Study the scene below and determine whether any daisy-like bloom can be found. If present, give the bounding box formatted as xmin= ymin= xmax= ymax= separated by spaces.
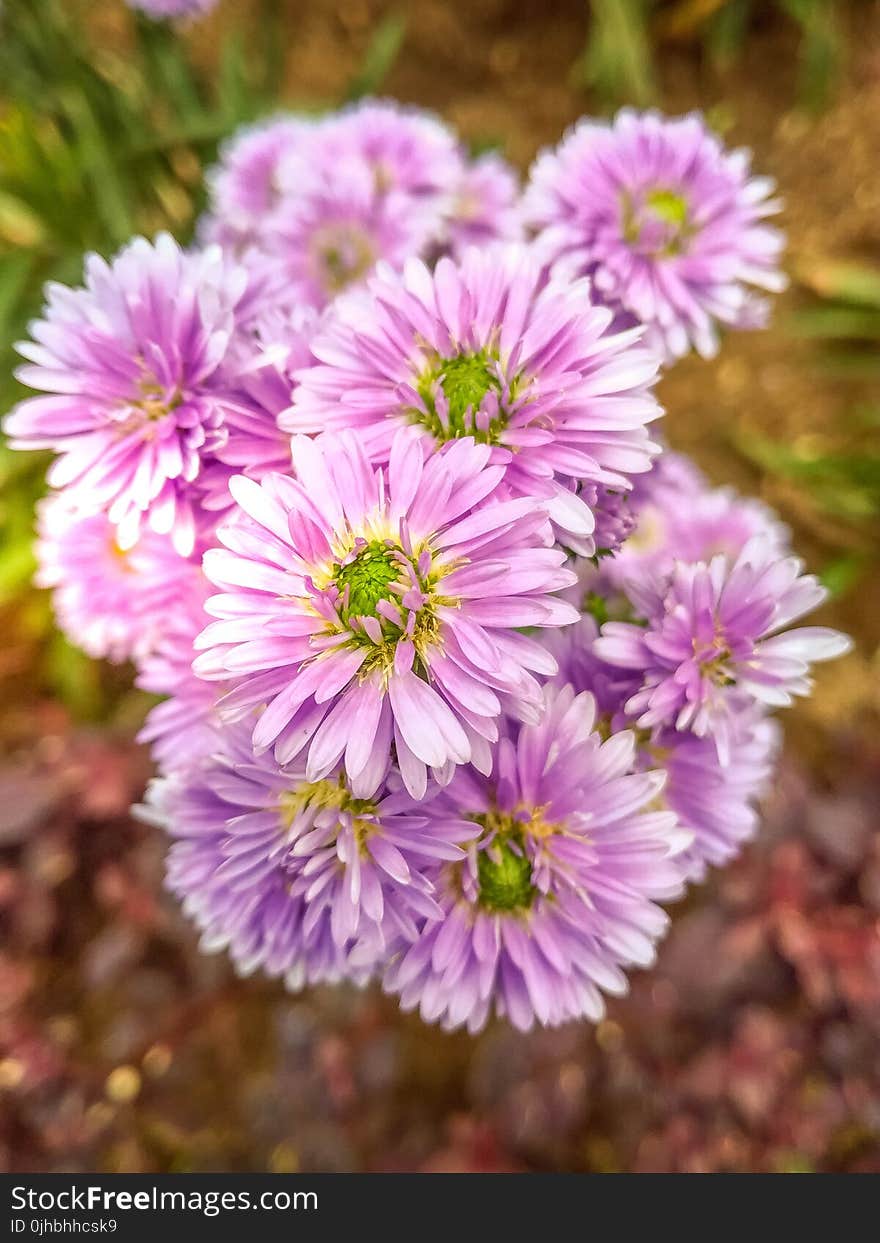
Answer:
xmin=127 ymin=0 xmax=216 ymax=19
xmin=211 ymin=305 xmax=318 ymax=488
xmin=384 ymin=685 xmax=687 ymax=1033
xmin=524 ymin=110 xmax=786 ymax=361
xmin=606 ymin=451 xmax=789 ymax=587
xmin=135 ymin=572 xmax=220 ymax=774
xmin=287 ymin=246 xmax=663 ymax=554
xmin=648 ymin=708 xmax=780 ymax=883
xmin=319 ymin=99 xmax=465 ymax=200
xmin=193 ymin=429 xmax=578 ymax=798
xmin=4 ymin=234 xmax=250 ymax=556
xmin=265 ymin=159 xmax=441 ymax=311
xmin=35 ymin=490 xmax=198 ymax=664
xmin=441 ymin=153 xmax=523 ymax=258
xmin=595 ymin=537 xmax=852 ymax=762
xmin=144 ymin=723 xmax=478 ymax=984
xmin=201 ymin=115 xmax=316 ymax=252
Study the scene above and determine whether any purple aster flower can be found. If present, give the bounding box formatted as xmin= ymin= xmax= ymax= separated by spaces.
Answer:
xmin=35 ymin=489 xmax=199 ymax=664
xmin=595 ymin=537 xmax=851 ymax=762
xmin=263 ymin=158 xmax=441 ymax=311
xmin=581 ymin=484 xmax=638 ymax=556
xmin=524 ymin=110 xmax=786 ymax=361
xmin=286 ymin=245 xmax=663 ymax=554
xmin=544 ymin=614 xmax=641 ymax=724
xmin=4 ymin=234 xmax=251 ymax=557
xmin=441 ymin=153 xmax=523 ymax=258
xmin=647 ymin=708 xmax=780 ymax=883
xmin=384 ymin=684 xmax=687 ymax=1033
xmin=606 ymin=451 xmax=790 ymax=586
xmin=201 ymin=115 xmax=317 ymax=251
xmin=318 ymin=99 xmax=465 ymax=200
xmin=193 ymin=429 xmax=578 ymax=798
xmin=144 ymin=722 xmax=478 ymax=984
xmin=127 ymin=0 xmax=216 ymax=19
xmin=200 ymin=305 xmax=318 ymax=501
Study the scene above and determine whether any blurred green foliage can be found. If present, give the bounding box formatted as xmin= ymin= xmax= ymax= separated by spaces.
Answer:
xmin=575 ymin=0 xmax=845 ymax=113
xmin=734 ymin=256 xmax=880 ymax=596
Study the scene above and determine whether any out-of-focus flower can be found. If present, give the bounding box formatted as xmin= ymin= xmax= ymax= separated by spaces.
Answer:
xmin=135 ymin=572 xmax=219 ymax=773
xmin=202 ymin=116 xmax=317 ymax=251
xmin=287 ymin=246 xmax=662 ymax=554
xmin=144 ymin=723 xmax=479 ymax=983
xmin=606 ymin=451 xmax=790 ymax=586
xmin=35 ymin=490 xmax=198 ymax=664
xmin=384 ymin=685 xmax=686 ymax=1032
xmin=524 ymin=110 xmax=786 ymax=361
xmin=193 ymin=429 xmax=578 ymax=797
xmin=649 ymin=709 xmax=780 ymax=882
xmin=127 ymin=0 xmax=217 ymax=20
xmin=596 ymin=539 xmax=851 ymax=761
xmin=5 ymin=234 xmax=251 ymax=556
xmin=442 ymin=153 xmax=523 ymax=257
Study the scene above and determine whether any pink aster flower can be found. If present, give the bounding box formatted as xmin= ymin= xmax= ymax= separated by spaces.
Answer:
xmin=524 ymin=109 xmax=787 ymax=361
xmin=201 ymin=115 xmax=317 ymax=251
xmin=318 ymin=99 xmax=465 ymax=200
xmin=144 ymin=722 xmax=479 ymax=984
xmin=204 ymin=304 xmax=318 ymax=496
xmin=264 ymin=158 xmax=441 ymax=311
xmin=4 ymin=234 xmax=252 ymax=556
xmin=193 ymin=429 xmax=578 ymax=798
xmin=384 ymin=684 xmax=687 ymax=1033
xmin=286 ymin=245 xmax=663 ymax=554
xmin=35 ymin=490 xmax=199 ymax=664
xmin=441 ymin=153 xmax=523 ymax=258
xmin=135 ymin=571 xmax=220 ymax=774
xmin=595 ymin=538 xmax=851 ymax=762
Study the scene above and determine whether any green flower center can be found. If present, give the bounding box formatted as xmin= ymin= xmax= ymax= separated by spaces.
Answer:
xmin=413 ymin=348 xmax=513 ymax=445
xmin=313 ymin=224 xmax=375 ymax=294
xmin=622 ymin=187 xmax=691 ymax=256
xmin=333 ymin=541 xmax=401 ymax=622
xmin=476 ymin=830 xmax=536 ymax=913
xmin=136 ymin=374 xmax=179 ymax=422
xmin=645 ymin=188 xmax=689 ymax=229
xmin=279 ymin=775 xmax=376 ymax=831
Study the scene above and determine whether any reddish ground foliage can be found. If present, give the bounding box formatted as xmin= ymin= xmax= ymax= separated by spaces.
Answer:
xmin=0 ymin=706 xmax=877 ymax=1173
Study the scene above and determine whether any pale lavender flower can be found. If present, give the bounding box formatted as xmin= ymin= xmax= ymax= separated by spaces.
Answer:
xmin=265 ymin=159 xmax=441 ymax=310
xmin=193 ymin=429 xmax=578 ymax=798
xmin=524 ymin=110 xmax=786 ymax=361
xmin=287 ymin=245 xmax=663 ymax=554
xmin=202 ymin=116 xmax=317 ymax=251
xmin=35 ymin=490 xmax=199 ymax=664
xmin=384 ymin=684 xmax=686 ymax=1033
xmin=648 ymin=709 xmax=780 ymax=882
xmin=606 ymin=451 xmax=790 ymax=587
xmin=442 ymin=153 xmax=523 ymax=258
xmin=144 ymin=722 xmax=478 ymax=984
xmin=318 ymin=99 xmax=464 ymax=200
xmin=5 ymin=234 xmax=251 ymax=556
xmin=595 ymin=538 xmax=851 ymax=762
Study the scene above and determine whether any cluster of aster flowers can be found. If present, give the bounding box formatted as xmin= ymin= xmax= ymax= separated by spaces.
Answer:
xmin=4 ymin=101 xmax=851 ymax=1033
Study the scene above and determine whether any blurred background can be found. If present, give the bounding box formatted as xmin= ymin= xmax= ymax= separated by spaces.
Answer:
xmin=0 ymin=0 xmax=878 ymax=1173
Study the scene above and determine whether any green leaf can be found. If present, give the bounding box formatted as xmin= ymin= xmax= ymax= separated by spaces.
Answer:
xmin=344 ymin=14 xmax=407 ymax=102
